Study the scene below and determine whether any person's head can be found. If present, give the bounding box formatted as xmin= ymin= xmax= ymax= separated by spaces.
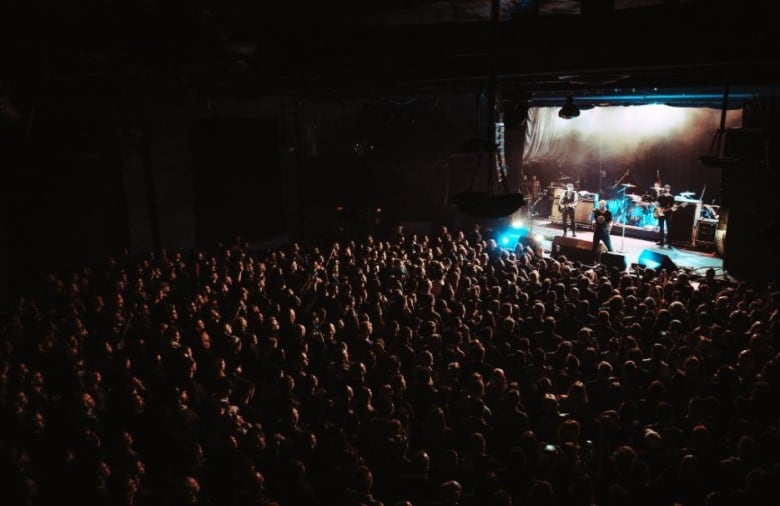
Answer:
xmin=664 ymin=184 xmax=671 ymax=193
xmin=567 ymin=183 xmax=574 ymax=191
xmin=439 ymin=480 xmax=463 ymax=506
xmin=599 ymin=199 xmax=607 ymax=210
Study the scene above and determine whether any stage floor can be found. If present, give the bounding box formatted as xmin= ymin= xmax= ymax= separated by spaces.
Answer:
xmin=528 ymin=219 xmax=724 ymax=275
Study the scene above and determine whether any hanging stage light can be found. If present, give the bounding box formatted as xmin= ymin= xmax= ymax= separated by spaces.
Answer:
xmin=558 ymin=95 xmax=581 ymax=119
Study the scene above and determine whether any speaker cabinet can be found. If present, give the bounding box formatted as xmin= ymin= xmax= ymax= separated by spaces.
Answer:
xmin=576 ymin=202 xmax=595 ymax=224
xmin=549 ymin=188 xmax=564 ymax=221
xmin=668 ymin=204 xmax=697 ymax=244
xmin=696 ymin=219 xmax=717 ymax=243
xmin=552 ymin=236 xmax=595 ymax=263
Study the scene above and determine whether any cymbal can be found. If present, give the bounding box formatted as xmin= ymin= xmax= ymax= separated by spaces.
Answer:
xmin=679 ymin=191 xmax=695 ymax=196
xmin=620 ymin=183 xmax=636 ymax=187
xmin=627 ymin=193 xmax=642 ymax=199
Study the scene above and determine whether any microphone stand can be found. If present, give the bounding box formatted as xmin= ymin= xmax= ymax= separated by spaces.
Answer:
xmin=611 ymin=169 xmax=630 ymax=190
xmin=616 ymin=185 xmax=628 ymax=253
xmin=620 ymin=193 xmax=628 ymax=253
xmin=614 ymin=169 xmax=631 ymax=253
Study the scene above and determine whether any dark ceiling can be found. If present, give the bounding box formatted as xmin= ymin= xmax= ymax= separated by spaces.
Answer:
xmin=2 ymin=0 xmax=779 ymax=109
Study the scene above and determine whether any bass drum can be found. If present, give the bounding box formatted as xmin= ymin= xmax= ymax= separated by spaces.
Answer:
xmin=606 ymin=199 xmax=623 ymax=221
xmin=627 ymin=204 xmax=653 ymax=227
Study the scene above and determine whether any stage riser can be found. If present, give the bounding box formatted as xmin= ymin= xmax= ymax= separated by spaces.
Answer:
xmin=548 ymin=195 xmax=704 ymax=246
xmin=609 ymin=224 xmax=658 ymax=242
xmin=548 ymin=222 xmax=660 ymax=242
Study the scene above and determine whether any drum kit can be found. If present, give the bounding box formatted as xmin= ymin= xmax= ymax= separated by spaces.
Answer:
xmin=610 ymin=186 xmax=701 ymax=228
xmin=609 ymin=183 xmax=657 ymax=228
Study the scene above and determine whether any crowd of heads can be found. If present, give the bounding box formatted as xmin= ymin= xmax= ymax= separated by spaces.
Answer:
xmin=1 ymin=225 xmax=779 ymax=505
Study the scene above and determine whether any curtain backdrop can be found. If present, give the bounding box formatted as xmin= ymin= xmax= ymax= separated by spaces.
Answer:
xmin=520 ymin=105 xmax=742 ymax=204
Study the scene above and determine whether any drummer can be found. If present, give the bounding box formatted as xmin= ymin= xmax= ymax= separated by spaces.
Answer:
xmin=646 ymin=182 xmax=663 ymax=201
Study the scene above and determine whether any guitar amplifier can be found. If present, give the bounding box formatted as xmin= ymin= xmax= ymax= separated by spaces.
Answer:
xmin=549 ymin=188 xmax=594 ymax=225
xmin=669 ymin=202 xmax=698 ymax=244
xmin=549 ymin=188 xmax=566 ymax=222
xmin=696 ymin=219 xmax=718 ymax=243
xmin=575 ymin=202 xmax=594 ymax=224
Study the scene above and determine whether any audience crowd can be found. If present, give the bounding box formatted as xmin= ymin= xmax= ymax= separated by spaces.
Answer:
xmin=2 ymin=226 xmax=779 ymax=505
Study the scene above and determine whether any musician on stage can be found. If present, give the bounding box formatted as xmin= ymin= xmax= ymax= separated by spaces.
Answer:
xmin=559 ymin=183 xmax=578 ymax=237
xmin=591 ymin=199 xmax=614 ymax=259
xmin=655 ymin=184 xmax=675 ymax=248
xmin=520 ymin=174 xmax=531 ymax=196
xmin=530 ymin=175 xmax=541 ymax=201
xmin=520 ymin=174 xmax=543 ymax=217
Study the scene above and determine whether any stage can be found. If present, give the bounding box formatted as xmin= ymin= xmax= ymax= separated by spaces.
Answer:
xmin=527 ymin=218 xmax=724 ymax=275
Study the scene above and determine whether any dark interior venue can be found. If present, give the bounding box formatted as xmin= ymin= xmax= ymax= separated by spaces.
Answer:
xmin=2 ymin=1 xmax=780 ymax=505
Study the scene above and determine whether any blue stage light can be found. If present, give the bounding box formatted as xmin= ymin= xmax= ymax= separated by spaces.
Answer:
xmin=497 ymin=227 xmax=531 ymax=249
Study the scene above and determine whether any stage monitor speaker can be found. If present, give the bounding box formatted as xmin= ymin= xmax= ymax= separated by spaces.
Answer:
xmin=638 ymin=249 xmax=677 ymax=272
xmin=552 ymin=236 xmax=594 ymax=264
xmin=602 ymin=252 xmax=627 ymax=271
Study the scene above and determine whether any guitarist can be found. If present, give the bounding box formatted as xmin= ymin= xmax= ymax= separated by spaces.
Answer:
xmin=559 ymin=183 xmax=579 ymax=237
xmin=655 ymin=184 xmax=675 ymax=248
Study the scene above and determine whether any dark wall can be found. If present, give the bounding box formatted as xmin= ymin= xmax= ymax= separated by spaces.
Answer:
xmin=192 ymin=117 xmax=282 ymax=248
xmin=5 ymin=112 xmax=128 ymax=301
xmin=1 ymin=117 xmax=23 ymax=312
xmin=305 ymin=154 xmax=377 ymax=208
xmin=721 ymin=99 xmax=780 ymax=281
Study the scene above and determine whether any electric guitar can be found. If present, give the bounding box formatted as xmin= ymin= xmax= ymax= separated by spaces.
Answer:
xmin=654 ymin=204 xmax=678 ymax=218
xmin=558 ymin=201 xmax=578 ymax=213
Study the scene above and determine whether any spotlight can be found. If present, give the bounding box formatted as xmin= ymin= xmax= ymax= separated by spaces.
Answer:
xmin=510 ymin=217 xmax=526 ymax=229
xmin=498 ymin=227 xmax=529 ymax=248
xmin=558 ymin=95 xmax=580 ymax=119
